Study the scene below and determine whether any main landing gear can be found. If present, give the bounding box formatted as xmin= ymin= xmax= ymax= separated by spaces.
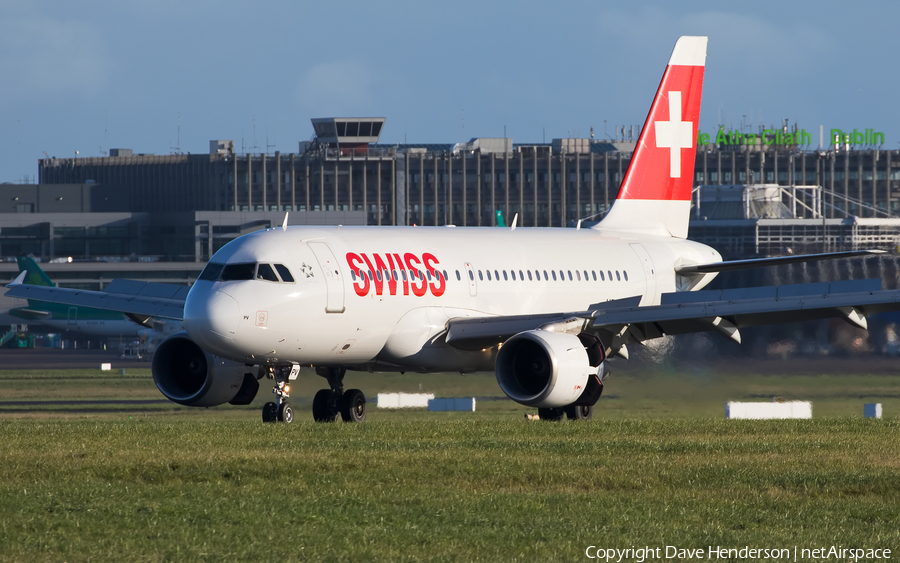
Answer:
xmin=536 ymin=378 xmax=603 ymax=421
xmin=312 ymin=366 xmax=367 ymax=423
xmin=262 ymin=364 xmax=300 ymax=423
xmin=537 ymin=405 xmax=593 ymax=421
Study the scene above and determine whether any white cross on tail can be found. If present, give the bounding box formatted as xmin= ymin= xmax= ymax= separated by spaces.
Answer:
xmin=654 ymin=91 xmax=693 ymax=178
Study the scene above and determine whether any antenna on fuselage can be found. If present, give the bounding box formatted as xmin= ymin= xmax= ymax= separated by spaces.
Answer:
xmin=511 ymin=213 xmax=518 ymax=231
xmin=282 ymin=212 xmax=289 ymax=232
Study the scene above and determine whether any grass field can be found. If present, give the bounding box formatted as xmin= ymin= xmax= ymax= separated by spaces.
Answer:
xmin=0 ymin=360 xmax=899 ymax=561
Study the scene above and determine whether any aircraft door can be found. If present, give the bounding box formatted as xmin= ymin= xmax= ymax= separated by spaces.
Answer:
xmin=464 ymin=263 xmax=477 ymax=296
xmin=629 ymin=243 xmax=658 ymax=306
xmin=308 ymin=242 xmax=345 ymax=313
xmin=68 ymin=307 xmax=77 ymax=325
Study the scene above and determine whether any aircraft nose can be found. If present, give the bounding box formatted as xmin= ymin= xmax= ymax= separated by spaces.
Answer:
xmin=184 ymin=289 xmax=241 ymax=343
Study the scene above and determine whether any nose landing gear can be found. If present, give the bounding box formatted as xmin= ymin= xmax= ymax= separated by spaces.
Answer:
xmin=262 ymin=364 xmax=300 ymax=423
xmin=313 ymin=367 xmax=367 ymax=423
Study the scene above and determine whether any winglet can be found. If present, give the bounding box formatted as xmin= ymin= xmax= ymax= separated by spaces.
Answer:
xmin=8 ymin=271 xmax=27 ymax=287
xmin=282 ymin=212 xmax=289 ymax=232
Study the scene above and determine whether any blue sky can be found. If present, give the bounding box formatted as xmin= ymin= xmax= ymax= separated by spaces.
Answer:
xmin=0 ymin=0 xmax=896 ymax=182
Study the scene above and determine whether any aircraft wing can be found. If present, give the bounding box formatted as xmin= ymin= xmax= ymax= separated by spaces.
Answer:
xmin=4 ymin=275 xmax=187 ymax=320
xmin=675 ymin=249 xmax=885 ymax=274
xmin=445 ymin=279 xmax=900 ymax=351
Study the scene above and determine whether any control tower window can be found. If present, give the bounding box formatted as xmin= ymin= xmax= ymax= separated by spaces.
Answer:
xmin=371 ymin=122 xmax=383 ymax=136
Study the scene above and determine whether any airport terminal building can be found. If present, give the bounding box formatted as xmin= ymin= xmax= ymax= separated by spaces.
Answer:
xmin=3 ymin=118 xmax=900 ymax=293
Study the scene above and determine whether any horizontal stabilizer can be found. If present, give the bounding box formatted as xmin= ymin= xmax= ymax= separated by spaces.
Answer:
xmin=676 ymin=250 xmax=886 ymax=275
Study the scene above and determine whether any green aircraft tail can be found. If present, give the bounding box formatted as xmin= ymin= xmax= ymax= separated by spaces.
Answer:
xmin=16 ymin=256 xmax=56 ymax=288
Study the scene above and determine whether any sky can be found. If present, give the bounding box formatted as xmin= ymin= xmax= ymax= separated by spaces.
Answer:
xmin=1 ymin=0 xmax=897 ymax=183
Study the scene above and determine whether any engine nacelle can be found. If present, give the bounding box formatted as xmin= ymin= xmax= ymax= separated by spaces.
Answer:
xmin=495 ymin=330 xmax=608 ymax=408
xmin=151 ymin=332 xmax=259 ymax=407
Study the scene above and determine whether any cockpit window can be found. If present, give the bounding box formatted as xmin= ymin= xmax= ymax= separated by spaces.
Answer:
xmin=221 ymin=263 xmax=256 ymax=281
xmin=199 ymin=262 xmax=224 ymax=282
xmin=256 ymin=263 xmax=279 ymax=282
xmin=275 ymin=264 xmax=294 ymax=282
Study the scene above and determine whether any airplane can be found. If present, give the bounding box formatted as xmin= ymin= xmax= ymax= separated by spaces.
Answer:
xmin=7 ymin=255 xmax=183 ymax=344
xmin=8 ymin=255 xmax=147 ymax=337
xmin=8 ymin=36 xmax=900 ymax=424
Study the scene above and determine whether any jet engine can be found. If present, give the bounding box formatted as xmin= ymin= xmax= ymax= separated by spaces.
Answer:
xmin=151 ymin=332 xmax=259 ymax=407
xmin=495 ymin=330 xmax=608 ymax=408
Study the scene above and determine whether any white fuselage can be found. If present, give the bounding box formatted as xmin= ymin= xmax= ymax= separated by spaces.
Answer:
xmin=183 ymin=225 xmax=721 ymax=372
xmin=39 ymin=318 xmax=143 ymax=338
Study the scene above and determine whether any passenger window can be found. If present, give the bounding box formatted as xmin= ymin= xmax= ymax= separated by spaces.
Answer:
xmin=559 ymin=270 xmax=564 ymax=280
xmin=543 ymin=270 xmax=548 ymax=280
xmin=624 ymin=271 xmax=628 ymax=281
xmin=478 ymin=270 xmax=483 ymax=281
xmin=576 ymin=271 xmax=581 ymax=281
xmin=616 ymin=271 xmax=621 ymax=281
xmin=519 ymin=270 xmax=524 ymax=280
xmin=199 ymin=262 xmax=224 ymax=282
xmin=274 ymin=264 xmax=294 ymax=282
xmin=494 ymin=270 xmax=499 ymax=280
xmin=600 ymin=271 xmax=605 ymax=281
xmin=503 ymin=271 xmax=508 ymax=281
xmin=392 ymin=269 xmax=398 ymax=281
xmin=568 ymin=270 xmax=573 ymax=281
xmin=376 ymin=270 xmax=383 ymax=282
xmin=608 ymin=270 xmax=613 ymax=280
xmin=443 ymin=270 xmax=449 ymax=281
xmin=257 ymin=263 xmax=279 ymax=282
xmin=552 ymin=271 xmax=557 ymax=281
xmin=350 ymin=271 xmax=357 ymax=281
xmin=457 ymin=270 xmax=462 ymax=281
xmin=486 ymin=270 xmax=492 ymax=281
xmin=527 ymin=271 xmax=533 ymax=281
xmin=221 ymin=263 xmax=256 ymax=281
xmin=467 ymin=270 xmax=473 ymax=281
xmin=401 ymin=270 xmax=408 ymax=281
xmin=583 ymin=270 xmax=588 ymax=281
xmin=591 ymin=271 xmax=597 ymax=281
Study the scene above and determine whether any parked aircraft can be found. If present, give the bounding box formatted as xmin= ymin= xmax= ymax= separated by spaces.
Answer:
xmin=8 ymin=37 xmax=900 ymax=423
xmin=9 ymin=256 xmax=146 ymax=337
xmin=8 ymin=256 xmax=182 ymax=346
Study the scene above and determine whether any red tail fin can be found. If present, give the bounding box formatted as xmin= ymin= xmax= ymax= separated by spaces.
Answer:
xmin=597 ymin=36 xmax=707 ymax=238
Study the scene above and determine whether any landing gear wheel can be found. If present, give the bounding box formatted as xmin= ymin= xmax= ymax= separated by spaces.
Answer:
xmin=262 ymin=401 xmax=278 ymax=423
xmin=278 ymin=401 xmax=294 ymax=423
xmin=537 ymin=407 xmax=565 ymax=421
xmin=340 ymin=389 xmax=367 ymax=423
xmin=312 ymin=389 xmax=339 ymax=422
xmin=565 ymin=405 xmax=593 ymax=420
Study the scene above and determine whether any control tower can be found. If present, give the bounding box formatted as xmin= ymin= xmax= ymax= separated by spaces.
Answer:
xmin=310 ymin=117 xmax=385 ymax=155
